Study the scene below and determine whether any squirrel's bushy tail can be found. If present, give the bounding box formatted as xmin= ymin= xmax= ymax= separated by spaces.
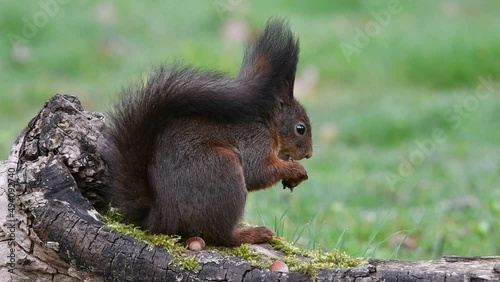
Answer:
xmin=104 ymin=18 xmax=299 ymax=226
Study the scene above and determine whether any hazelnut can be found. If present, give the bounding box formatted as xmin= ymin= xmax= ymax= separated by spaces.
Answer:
xmin=269 ymin=260 xmax=289 ymax=272
xmin=186 ymin=237 xmax=205 ymax=251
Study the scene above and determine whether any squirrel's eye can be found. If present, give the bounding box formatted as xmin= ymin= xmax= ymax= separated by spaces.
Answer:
xmin=295 ymin=123 xmax=306 ymax=136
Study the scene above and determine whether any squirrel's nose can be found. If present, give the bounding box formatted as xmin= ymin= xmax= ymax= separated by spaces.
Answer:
xmin=305 ymin=149 xmax=312 ymax=159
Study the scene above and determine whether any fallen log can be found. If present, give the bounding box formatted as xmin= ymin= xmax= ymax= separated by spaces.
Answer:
xmin=0 ymin=94 xmax=499 ymax=281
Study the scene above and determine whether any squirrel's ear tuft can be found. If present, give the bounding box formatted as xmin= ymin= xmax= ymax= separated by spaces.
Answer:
xmin=239 ymin=18 xmax=299 ymax=98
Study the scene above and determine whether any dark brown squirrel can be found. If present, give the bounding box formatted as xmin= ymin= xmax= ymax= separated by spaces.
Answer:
xmin=103 ymin=19 xmax=313 ymax=247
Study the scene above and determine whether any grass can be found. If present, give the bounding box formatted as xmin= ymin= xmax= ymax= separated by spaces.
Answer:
xmin=2 ymin=1 xmax=499 ymax=261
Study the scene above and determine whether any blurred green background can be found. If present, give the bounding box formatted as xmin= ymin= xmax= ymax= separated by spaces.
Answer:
xmin=2 ymin=1 xmax=499 ymax=260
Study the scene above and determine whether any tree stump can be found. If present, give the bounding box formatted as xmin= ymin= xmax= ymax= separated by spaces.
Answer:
xmin=0 ymin=94 xmax=499 ymax=281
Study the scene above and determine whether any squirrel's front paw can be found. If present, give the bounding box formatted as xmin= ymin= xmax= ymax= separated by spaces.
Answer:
xmin=282 ymin=162 xmax=308 ymax=192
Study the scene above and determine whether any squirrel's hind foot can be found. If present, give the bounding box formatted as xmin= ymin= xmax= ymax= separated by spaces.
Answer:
xmin=233 ymin=226 xmax=275 ymax=245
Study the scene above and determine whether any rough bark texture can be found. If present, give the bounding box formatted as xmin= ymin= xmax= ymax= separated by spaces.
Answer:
xmin=0 ymin=94 xmax=499 ymax=281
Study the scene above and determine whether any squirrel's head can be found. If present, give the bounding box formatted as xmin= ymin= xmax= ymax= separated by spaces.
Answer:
xmin=277 ymin=99 xmax=313 ymax=161
xmin=239 ymin=18 xmax=313 ymax=161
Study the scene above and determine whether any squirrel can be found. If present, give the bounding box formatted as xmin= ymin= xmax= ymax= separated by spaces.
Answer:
xmin=103 ymin=19 xmax=313 ymax=247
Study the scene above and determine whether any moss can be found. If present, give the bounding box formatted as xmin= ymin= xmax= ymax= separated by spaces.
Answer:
xmin=213 ymin=244 xmax=272 ymax=270
xmin=100 ymin=209 xmax=200 ymax=271
xmin=269 ymin=237 xmax=366 ymax=277
xmin=170 ymin=255 xmax=200 ymax=272
xmin=213 ymin=238 xmax=365 ymax=277
xmin=269 ymin=237 xmax=304 ymax=256
xmin=101 ymin=210 xmax=364 ymax=276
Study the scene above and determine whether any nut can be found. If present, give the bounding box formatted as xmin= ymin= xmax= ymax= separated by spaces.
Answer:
xmin=186 ymin=237 xmax=205 ymax=251
xmin=270 ymin=260 xmax=289 ymax=272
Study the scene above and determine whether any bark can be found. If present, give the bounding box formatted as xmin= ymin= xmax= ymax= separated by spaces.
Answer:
xmin=0 ymin=94 xmax=499 ymax=281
